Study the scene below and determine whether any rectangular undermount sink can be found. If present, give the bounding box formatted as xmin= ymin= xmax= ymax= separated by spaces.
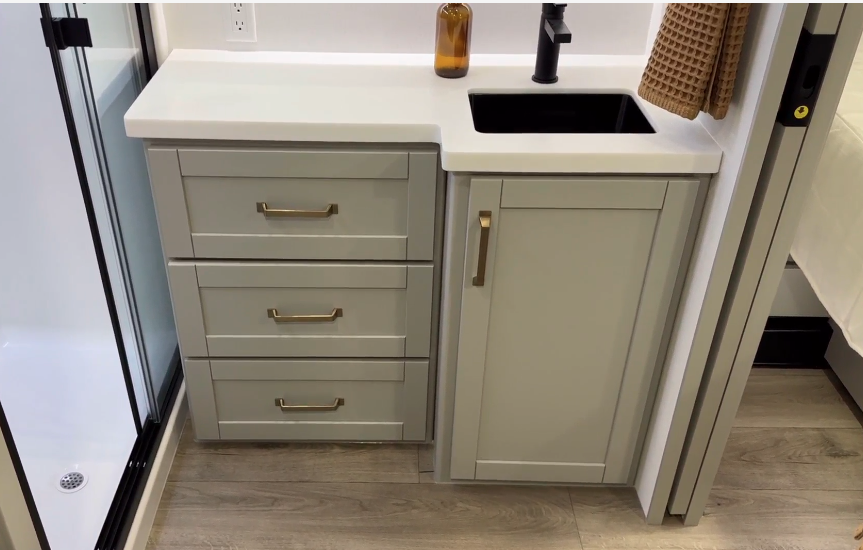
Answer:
xmin=468 ymin=93 xmax=655 ymax=134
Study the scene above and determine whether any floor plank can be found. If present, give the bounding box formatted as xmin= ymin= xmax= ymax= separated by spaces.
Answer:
xmin=570 ymin=487 xmax=860 ymax=550
xmin=419 ymin=472 xmax=435 ymax=484
xmin=418 ymin=444 xmax=434 ymax=472
xmin=148 ymin=482 xmax=580 ymax=550
xmin=169 ymin=421 xmax=419 ymax=483
xmin=735 ymin=371 xmax=859 ymax=428
xmin=714 ymin=427 xmax=863 ymax=490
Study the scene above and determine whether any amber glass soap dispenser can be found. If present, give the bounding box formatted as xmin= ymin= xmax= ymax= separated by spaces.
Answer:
xmin=435 ymin=3 xmax=472 ymax=78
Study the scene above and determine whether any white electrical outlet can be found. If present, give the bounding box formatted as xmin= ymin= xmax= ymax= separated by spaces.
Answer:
xmin=227 ymin=3 xmax=256 ymax=42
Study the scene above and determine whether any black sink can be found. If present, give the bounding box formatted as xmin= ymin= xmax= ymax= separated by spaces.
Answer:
xmin=468 ymin=93 xmax=655 ymax=134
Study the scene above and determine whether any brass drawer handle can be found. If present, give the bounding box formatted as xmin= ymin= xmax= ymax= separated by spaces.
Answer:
xmin=268 ymin=307 xmax=342 ymax=323
xmin=472 ymin=211 xmax=492 ymax=286
xmin=275 ymin=397 xmax=345 ymax=412
xmin=256 ymin=202 xmax=338 ymax=218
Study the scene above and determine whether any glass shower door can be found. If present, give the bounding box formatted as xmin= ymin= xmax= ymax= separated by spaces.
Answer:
xmin=0 ymin=5 xmax=140 ymax=550
xmin=52 ymin=2 xmax=178 ymax=424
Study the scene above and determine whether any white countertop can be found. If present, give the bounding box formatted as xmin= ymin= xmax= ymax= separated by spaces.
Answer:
xmin=124 ymin=50 xmax=723 ymax=174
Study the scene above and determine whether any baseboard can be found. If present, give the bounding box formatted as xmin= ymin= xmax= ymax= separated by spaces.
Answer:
xmin=123 ymin=382 xmax=188 ymax=550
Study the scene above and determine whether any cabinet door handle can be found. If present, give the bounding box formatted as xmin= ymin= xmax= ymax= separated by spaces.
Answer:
xmin=275 ymin=397 xmax=345 ymax=412
xmin=472 ymin=211 xmax=492 ymax=286
xmin=267 ymin=307 xmax=343 ymax=323
xmin=256 ymin=202 xmax=338 ymax=218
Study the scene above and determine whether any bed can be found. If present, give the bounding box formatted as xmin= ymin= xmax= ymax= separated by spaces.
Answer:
xmin=791 ymin=36 xmax=863 ymax=403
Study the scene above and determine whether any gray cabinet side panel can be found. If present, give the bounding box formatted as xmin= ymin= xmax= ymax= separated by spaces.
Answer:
xmin=449 ymin=178 xmax=503 ymax=480
xmin=167 ymin=262 xmax=207 ymax=357
xmin=407 ymin=151 xmax=438 ymax=261
xmin=184 ymin=359 xmax=219 ymax=440
xmin=177 ymin=148 xmax=409 ymax=179
xmin=433 ymin=174 xmax=471 ymax=481
xmin=603 ymin=179 xmax=700 ymax=483
xmin=501 ymin=178 xmax=667 ymax=209
xmin=403 ymin=360 xmax=430 ymax=441
xmin=405 ymin=265 xmax=434 ymax=358
xmin=146 ymin=147 xmax=193 ymax=258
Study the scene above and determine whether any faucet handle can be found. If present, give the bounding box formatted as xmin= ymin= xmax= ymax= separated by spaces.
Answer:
xmin=542 ymin=3 xmax=568 ymax=18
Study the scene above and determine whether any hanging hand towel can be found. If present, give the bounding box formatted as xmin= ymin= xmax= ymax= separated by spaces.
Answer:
xmin=638 ymin=3 xmax=751 ymax=120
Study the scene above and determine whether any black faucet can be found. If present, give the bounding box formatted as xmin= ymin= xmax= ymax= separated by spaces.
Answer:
xmin=532 ymin=3 xmax=572 ymax=84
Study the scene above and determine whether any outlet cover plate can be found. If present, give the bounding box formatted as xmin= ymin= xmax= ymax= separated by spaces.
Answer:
xmin=227 ymin=3 xmax=256 ymax=42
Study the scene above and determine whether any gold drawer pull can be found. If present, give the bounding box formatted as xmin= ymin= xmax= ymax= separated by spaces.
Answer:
xmin=472 ymin=211 xmax=492 ymax=286
xmin=267 ymin=307 xmax=342 ymax=323
xmin=275 ymin=397 xmax=345 ymax=412
xmin=256 ymin=202 xmax=338 ymax=218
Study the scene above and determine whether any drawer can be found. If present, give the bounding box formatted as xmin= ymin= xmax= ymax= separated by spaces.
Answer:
xmin=147 ymin=147 xmax=438 ymax=261
xmin=210 ymin=359 xmax=429 ymax=441
xmin=168 ymin=262 xmax=434 ymax=358
xmin=185 ymin=176 xmax=412 ymax=260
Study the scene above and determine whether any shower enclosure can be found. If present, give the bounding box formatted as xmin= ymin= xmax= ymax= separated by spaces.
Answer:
xmin=0 ymin=4 xmax=179 ymax=550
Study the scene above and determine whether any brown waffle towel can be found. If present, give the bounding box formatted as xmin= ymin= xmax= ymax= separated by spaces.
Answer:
xmin=639 ymin=3 xmax=751 ymax=120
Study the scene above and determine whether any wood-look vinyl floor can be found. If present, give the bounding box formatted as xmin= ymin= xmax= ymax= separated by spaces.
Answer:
xmin=148 ymin=367 xmax=863 ymax=550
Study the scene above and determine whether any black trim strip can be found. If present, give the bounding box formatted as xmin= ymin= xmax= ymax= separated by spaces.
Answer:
xmin=95 ymin=353 xmax=182 ymax=550
xmin=0 ymin=402 xmax=50 ymax=550
xmin=135 ymin=4 xmax=159 ymax=80
xmin=39 ymin=3 xmax=142 ymax=434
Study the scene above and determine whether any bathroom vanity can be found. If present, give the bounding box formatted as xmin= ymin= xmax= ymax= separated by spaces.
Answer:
xmin=125 ymin=50 xmax=722 ymax=486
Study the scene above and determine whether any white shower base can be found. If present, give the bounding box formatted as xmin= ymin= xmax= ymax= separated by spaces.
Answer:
xmin=0 ymin=332 xmax=137 ymax=550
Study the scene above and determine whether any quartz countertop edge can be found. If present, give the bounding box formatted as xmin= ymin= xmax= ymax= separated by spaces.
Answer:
xmin=124 ymin=49 xmax=723 ymax=174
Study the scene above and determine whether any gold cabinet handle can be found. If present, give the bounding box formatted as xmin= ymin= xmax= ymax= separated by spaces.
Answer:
xmin=267 ymin=307 xmax=343 ymax=323
xmin=256 ymin=202 xmax=338 ymax=218
xmin=275 ymin=397 xmax=345 ymax=412
xmin=472 ymin=211 xmax=492 ymax=286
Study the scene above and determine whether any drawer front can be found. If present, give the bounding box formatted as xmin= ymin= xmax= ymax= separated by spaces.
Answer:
xmin=185 ymin=176 xmax=410 ymax=260
xmin=211 ymin=359 xmax=429 ymax=441
xmin=151 ymin=148 xmax=438 ymax=261
xmin=169 ymin=262 xmax=434 ymax=358
xmin=202 ymin=287 xmax=407 ymax=357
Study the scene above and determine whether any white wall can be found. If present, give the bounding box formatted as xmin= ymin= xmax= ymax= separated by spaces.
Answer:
xmin=158 ymin=3 xmax=653 ymax=57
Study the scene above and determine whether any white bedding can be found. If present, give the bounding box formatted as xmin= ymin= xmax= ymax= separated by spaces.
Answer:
xmin=791 ymin=38 xmax=863 ymax=356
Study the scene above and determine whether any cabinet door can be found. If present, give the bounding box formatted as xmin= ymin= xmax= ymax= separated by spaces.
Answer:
xmin=450 ymin=177 xmax=699 ymax=483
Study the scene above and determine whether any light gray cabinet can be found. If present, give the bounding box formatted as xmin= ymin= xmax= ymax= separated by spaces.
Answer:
xmin=147 ymin=143 xmax=441 ymax=442
xmin=450 ymin=177 xmax=700 ymax=484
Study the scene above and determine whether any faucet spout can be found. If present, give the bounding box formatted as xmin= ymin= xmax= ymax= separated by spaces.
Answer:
xmin=544 ymin=18 xmax=571 ymax=44
xmin=533 ymin=3 xmax=570 ymax=84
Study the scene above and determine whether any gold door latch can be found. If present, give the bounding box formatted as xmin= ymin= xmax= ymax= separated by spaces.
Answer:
xmin=267 ymin=307 xmax=343 ymax=323
xmin=472 ymin=211 xmax=492 ymax=286
xmin=275 ymin=397 xmax=345 ymax=412
xmin=256 ymin=202 xmax=338 ymax=218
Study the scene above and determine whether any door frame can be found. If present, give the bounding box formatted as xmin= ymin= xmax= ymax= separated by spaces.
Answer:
xmin=668 ymin=3 xmax=863 ymax=524
xmin=633 ymin=3 xmax=811 ymax=524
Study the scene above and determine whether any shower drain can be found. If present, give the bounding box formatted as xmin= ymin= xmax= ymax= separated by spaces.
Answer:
xmin=56 ymin=471 xmax=87 ymax=493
